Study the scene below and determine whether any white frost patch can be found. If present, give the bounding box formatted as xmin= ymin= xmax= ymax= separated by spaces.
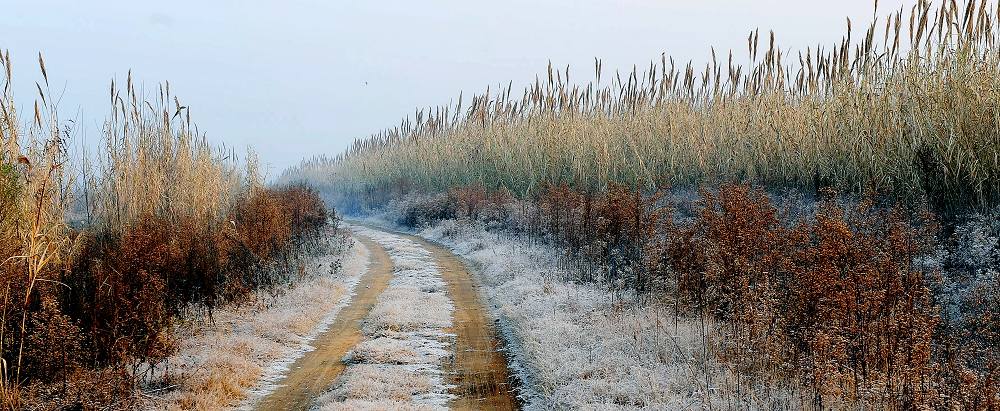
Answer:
xmin=413 ymin=218 xmax=772 ymax=409
xmin=344 ymin=336 xmax=449 ymax=365
xmin=316 ymin=399 xmax=442 ymax=411
xmin=143 ymin=226 xmax=369 ymax=410
xmin=238 ymin=245 xmax=368 ymax=410
xmin=315 ymin=226 xmax=454 ymax=410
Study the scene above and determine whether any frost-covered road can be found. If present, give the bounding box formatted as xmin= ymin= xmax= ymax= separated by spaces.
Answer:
xmin=255 ymin=224 xmax=517 ymax=410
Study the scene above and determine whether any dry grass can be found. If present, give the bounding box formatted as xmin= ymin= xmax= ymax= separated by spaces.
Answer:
xmin=287 ymin=0 xmax=1000 ymax=212
xmin=375 ymin=185 xmax=999 ymax=409
xmin=146 ymin=228 xmax=362 ymax=410
xmin=1 ymin=51 xmax=80 ymax=409
xmin=1 ymin=53 xmax=334 ymax=409
xmin=88 ymin=74 xmax=247 ymax=234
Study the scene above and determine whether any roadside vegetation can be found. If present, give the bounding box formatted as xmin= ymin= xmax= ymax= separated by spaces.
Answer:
xmin=290 ymin=0 xmax=999 ymax=212
xmin=364 ymin=186 xmax=995 ymax=409
xmin=0 ymin=53 xmax=331 ymax=409
xmin=283 ymin=0 xmax=1000 ymax=408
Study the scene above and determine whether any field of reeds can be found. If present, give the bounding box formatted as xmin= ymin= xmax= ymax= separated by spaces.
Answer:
xmin=288 ymin=0 xmax=1000 ymax=212
xmin=0 ymin=52 xmax=331 ymax=409
xmin=282 ymin=0 xmax=1000 ymax=408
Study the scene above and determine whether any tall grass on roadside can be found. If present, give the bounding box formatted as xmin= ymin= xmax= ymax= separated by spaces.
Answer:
xmin=0 ymin=52 xmax=332 ymax=409
xmin=88 ymin=74 xmax=246 ymax=234
xmin=0 ymin=50 xmax=75 ymax=407
xmin=289 ymin=0 xmax=1000 ymax=211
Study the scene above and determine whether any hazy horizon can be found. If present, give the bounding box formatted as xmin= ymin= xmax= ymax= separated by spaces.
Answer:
xmin=2 ymin=0 xmax=905 ymax=176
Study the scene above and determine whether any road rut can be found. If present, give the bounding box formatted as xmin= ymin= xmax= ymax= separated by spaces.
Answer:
xmin=254 ymin=234 xmax=393 ymax=410
xmin=254 ymin=225 xmax=518 ymax=410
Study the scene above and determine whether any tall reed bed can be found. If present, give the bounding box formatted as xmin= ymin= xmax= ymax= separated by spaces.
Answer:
xmin=89 ymin=74 xmax=246 ymax=233
xmin=0 ymin=53 xmax=330 ymax=409
xmin=289 ymin=0 xmax=1000 ymax=211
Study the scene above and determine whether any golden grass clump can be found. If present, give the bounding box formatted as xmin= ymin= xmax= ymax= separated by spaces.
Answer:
xmin=292 ymin=0 xmax=1000 ymax=211
xmin=0 ymin=51 xmax=331 ymax=409
xmin=87 ymin=74 xmax=247 ymax=233
xmin=0 ymin=50 xmax=74 ymax=408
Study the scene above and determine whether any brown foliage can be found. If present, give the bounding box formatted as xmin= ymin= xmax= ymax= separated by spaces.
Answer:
xmin=647 ymin=185 xmax=945 ymax=406
xmin=395 ymin=182 xmax=997 ymax=408
xmin=528 ymin=183 xmax=668 ymax=289
xmin=1 ymin=185 xmax=330 ymax=408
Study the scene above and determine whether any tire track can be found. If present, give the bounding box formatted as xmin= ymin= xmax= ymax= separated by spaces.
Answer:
xmin=253 ymin=234 xmax=393 ymax=410
xmin=253 ymin=224 xmax=518 ymax=410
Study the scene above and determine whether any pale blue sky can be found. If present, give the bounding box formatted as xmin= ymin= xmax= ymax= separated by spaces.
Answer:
xmin=1 ymin=0 xmax=905 ymax=175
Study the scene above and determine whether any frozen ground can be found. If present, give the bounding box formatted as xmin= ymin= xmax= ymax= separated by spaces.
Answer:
xmin=408 ymin=218 xmax=788 ymax=409
xmin=313 ymin=227 xmax=454 ymax=410
xmin=143 ymin=226 xmax=367 ymax=410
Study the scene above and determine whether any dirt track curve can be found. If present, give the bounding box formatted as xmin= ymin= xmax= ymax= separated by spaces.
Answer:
xmin=255 ymin=225 xmax=518 ymax=410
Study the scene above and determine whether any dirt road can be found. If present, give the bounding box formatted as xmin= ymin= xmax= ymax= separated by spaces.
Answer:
xmin=413 ymin=234 xmax=519 ymax=410
xmin=254 ymin=225 xmax=518 ymax=410
xmin=254 ymin=234 xmax=393 ymax=410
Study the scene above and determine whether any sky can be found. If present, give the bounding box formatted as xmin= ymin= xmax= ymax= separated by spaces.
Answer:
xmin=1 ymin=0 xmax=908 ymax=177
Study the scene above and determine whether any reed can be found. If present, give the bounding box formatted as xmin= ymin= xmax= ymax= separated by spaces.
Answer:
xmin=0 ymin=51 xmax=72 ymax=407
xmin=0 ymin=52 xmax=330 ymax=408
xmin=292 ymin=0 xmax=1000 ymax=211
xmin=88 ymin=74 xmax=248 ymax=233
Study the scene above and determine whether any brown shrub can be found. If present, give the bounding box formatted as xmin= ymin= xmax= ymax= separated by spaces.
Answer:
xmin=23 ymin=302 xmax=86 ymax=385
xmin=62 ymin=221 xmax=179 ymax=367
xmin=398 ymin=183 xmax=997 ymax=407
xmin=2 ymin=184 xmax=330 ymax=408
xmin=222 ymin=185 xmax=328 ymax=295
xmin=530 ymin=183 xmax=668 ymax=287
xmin=277 ymin=185 xmax=330 ymax=241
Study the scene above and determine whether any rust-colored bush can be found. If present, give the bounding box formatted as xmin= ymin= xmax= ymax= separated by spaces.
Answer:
xmin=448 ymin=186 xmax=512 ymax=225
xmin=277 ymin=185 xmax=330 ymax=241
xmin=650 ymin=185 xmax=947 ymax=407
xmin=392 ymin=183 xmax=997 ymax=407
xmin=63 ymin=220 xmax=181 ymax=367
xmin=222 ymin=185 xmax=328 ymax=295
xmin=526 ymin=183 xmax=669 ymax=287
xmin=398 ymin=193 xmax=458 ymax=228
xmin=790 ymin=201 xmax=938 ymax=406
xmin=1 ymin=184 xmax=330 ymax=407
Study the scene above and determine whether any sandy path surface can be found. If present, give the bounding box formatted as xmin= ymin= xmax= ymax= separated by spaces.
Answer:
xmin=254 ymin=234 xmax=393 ymax=410
xmin=254 ymin=225 xmax=518 ymax=410
xmin=416 ymin=235 xmax=519 ymax=411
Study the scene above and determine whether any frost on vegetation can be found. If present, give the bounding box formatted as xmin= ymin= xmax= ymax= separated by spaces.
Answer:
xmin=365 ymin=288 xmax=452 ymax=334
xmin=412 ymin=217 xmax=796 ymax=409
xmin=315 ymin=399 xmax=442 ymax=411
xmin=936 ymin=211 xmax=1000 ymax=324
xmin=344 ymin=336 xmax=450 ymax=365
xmin=316 ymin=227 xmax=454 ymax=410
xmin=144 ymin=229 xmax=367 ymax=410
xmin=952 ymin=212 xmax=1000 ymax=270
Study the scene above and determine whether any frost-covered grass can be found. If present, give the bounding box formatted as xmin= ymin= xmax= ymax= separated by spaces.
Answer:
xmin=413 ymin=218 xmax=795 ymax=409
xmin=344 ymin=337 xmax=449 ymax=365
xmin=315 ymin=227 xmax=454 ymax=410
xmin=315 ymin=398 xmax=440 ymax=411
xmin=347 ymin=187 xmax=1000 ymax=409
xmin=143 ymin=228 xmax=367 ymax=410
